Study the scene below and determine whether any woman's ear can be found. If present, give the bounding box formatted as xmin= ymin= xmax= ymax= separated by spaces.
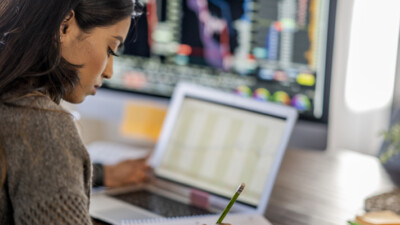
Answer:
xmin=59 ymin=10 xmax=76 ymax=42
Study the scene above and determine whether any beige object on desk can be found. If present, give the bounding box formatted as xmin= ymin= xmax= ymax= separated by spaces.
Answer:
xmin=355 ymin=211 xmax=400 ymax=225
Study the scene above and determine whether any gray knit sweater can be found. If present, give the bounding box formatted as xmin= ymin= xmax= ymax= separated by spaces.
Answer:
xmin=0 ymin=94 xmax=93 ymax=224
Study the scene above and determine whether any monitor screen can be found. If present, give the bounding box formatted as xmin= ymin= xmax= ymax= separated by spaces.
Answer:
xmin=154 ymin=96 xmax=288 ymax=206
xmin=105 ymin=0 xmax=336 ymax=123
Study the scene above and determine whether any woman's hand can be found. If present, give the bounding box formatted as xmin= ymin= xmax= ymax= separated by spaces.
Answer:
xmin=104 ymin=158 xmax=151 ymax=188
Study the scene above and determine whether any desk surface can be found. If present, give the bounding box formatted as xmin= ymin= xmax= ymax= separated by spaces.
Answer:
xmin=265 ymin=148 xmax=395 ymax=225
xmin=93 ymin=148 xmax=396 ymax=225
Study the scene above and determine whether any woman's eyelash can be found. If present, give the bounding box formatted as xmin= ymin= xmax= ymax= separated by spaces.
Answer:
xmin=108 ymin=47 xmax=119 ymax=57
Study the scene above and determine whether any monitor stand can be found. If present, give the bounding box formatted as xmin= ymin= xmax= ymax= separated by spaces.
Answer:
xmin=288 ymin=120 xmax=328 ymax=150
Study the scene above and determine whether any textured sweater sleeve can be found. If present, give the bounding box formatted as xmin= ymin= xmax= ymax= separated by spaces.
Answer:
xmin=4 ymin=99 xmax=93 ymax=225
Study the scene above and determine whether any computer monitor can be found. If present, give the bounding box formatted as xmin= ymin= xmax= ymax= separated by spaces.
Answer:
xmin=103 ymin=0 xmax=337 ymax=150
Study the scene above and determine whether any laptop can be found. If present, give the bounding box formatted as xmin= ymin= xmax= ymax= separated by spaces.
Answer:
xmin=90 ymin=82 xmax=298 ymax=225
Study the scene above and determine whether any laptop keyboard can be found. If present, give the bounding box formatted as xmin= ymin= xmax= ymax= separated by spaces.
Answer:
xmin=111 ymin=190 xmax=213 ymax=218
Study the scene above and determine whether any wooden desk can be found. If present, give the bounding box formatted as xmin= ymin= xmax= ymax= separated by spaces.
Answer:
xmin=265 ymin=148 xmax=395 ymax=225
xmin=93 ymin=148 xmax=396 ymax=225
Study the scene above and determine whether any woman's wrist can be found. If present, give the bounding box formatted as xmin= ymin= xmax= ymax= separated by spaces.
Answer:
xmin=92 ymin=163 xmax=105 ymax=187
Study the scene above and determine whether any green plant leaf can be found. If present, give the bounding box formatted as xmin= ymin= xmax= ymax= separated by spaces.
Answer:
xmin=347 ymin=221 xmax=361 ymax=225
xmin=380 ymin=123 xmax=400 ymax=164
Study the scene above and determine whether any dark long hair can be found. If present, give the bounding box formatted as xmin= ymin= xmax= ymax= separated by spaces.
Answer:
xmin=0 ymin=0 xmax=140 ymax=186
xmin=0 ymin=0 xmax=137 ymax=103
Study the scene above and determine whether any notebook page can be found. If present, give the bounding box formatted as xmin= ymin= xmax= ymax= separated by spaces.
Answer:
xmin=87 ymin=141 xmax=149 ymax=165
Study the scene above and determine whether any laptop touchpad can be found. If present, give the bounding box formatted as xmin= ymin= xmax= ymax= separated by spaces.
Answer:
xmin=90 ymin=195 xmax=160 ymax=224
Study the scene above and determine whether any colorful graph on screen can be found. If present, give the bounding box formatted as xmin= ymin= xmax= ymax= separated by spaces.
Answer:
xmin=106 ymin=0 xmax=334 ymax=121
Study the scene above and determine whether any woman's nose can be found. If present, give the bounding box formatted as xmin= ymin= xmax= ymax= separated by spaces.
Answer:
xmin=102 ymin=56 xmax=114 ymax=79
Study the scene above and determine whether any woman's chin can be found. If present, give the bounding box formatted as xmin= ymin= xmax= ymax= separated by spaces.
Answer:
xmin=62 ymin=94 xmax=86 ymax=104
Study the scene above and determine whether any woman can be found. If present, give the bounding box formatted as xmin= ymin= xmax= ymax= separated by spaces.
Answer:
xmin=0 ymin=0 xmax=138 ymax=223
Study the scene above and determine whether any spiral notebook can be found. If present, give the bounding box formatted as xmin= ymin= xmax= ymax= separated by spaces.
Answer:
xmin=90 ymin=82 xmax=297 ymax=225
xmin=120 ymin=213 xmax=270 ymax=225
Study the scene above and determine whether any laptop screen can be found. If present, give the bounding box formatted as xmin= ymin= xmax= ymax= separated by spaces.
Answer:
xmin=154 ymin=96 xmax=287 ymax=206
